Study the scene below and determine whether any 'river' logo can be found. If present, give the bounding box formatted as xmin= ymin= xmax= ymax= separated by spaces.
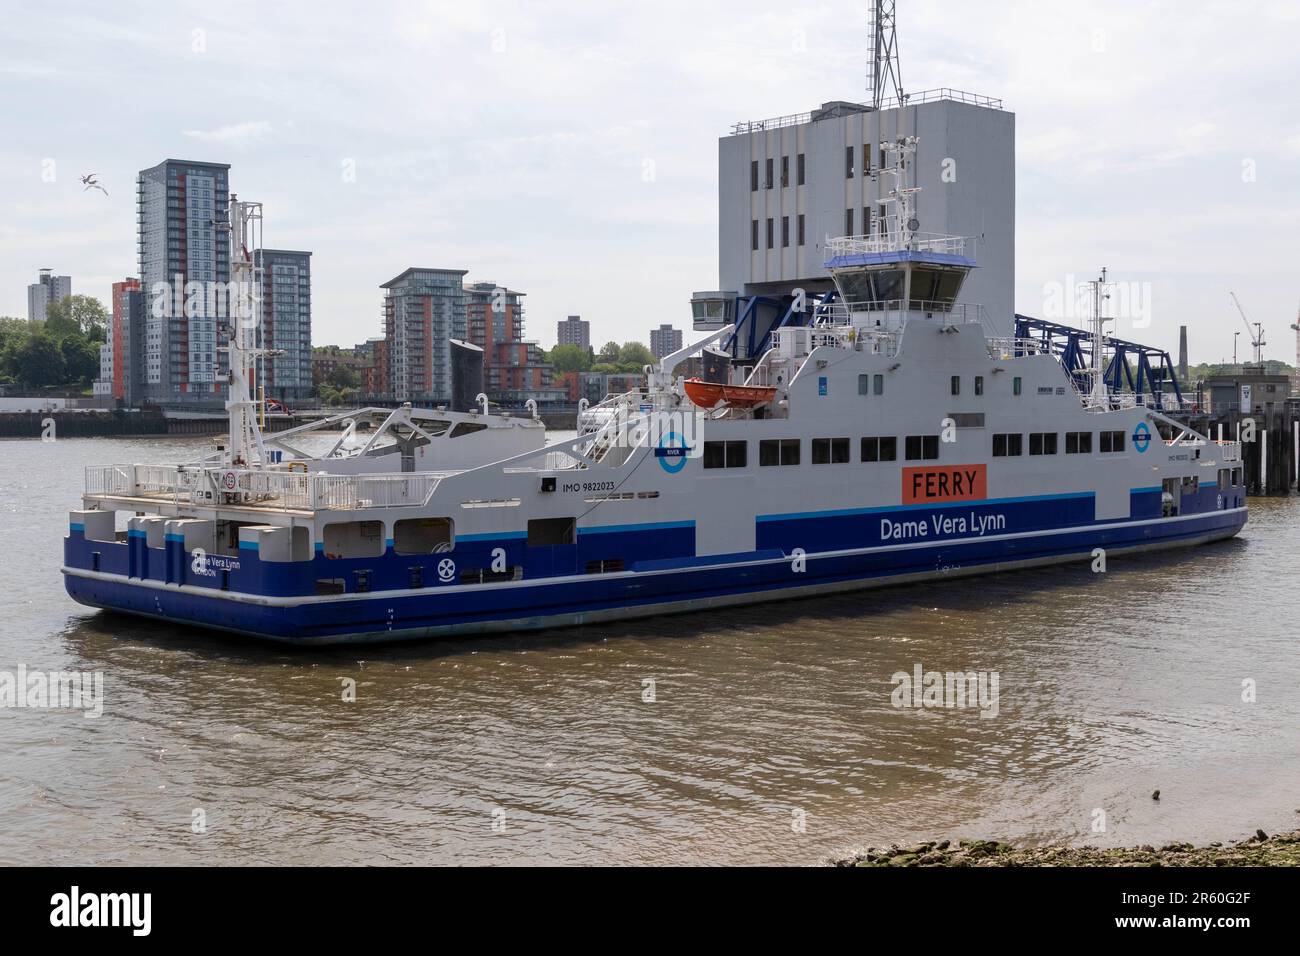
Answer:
xmin=890 ymin=663 xmax=1000 ymax=718
xmin=50 ymin=886 xmax=151 ymax=936
xmin=1132 ymin=422 xmax=1152 ymax=454
xmin=655 ymin=431 xmax=690 ymax=474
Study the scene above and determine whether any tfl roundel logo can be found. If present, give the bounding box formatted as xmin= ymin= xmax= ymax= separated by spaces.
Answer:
xmin=655 ymin=430 xmax=690 ymax=474
xmin=1132 ymin=422 xmax=1152 ymax=454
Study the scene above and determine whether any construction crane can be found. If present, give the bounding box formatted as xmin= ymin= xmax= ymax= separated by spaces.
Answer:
xmin=1229 ymin=292 xmax=1265 ymax=365
xmin=1290 ymin=301 xmax=1300 ymax=373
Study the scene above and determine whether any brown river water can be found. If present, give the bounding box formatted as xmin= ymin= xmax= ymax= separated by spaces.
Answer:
xmin=1 ymin=435 xmax=1297 ymax=865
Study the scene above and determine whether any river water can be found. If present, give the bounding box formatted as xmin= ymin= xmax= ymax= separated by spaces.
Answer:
xmin=1 ymin=435 xmax=1297 ymax=865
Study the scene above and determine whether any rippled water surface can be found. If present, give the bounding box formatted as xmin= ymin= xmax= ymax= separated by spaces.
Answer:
xmin=2 ymin=436 xmax=1297 ymax=865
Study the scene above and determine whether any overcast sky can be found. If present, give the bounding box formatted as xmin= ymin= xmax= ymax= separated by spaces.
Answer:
xmin=3 ymin=0 xmax=1298 ymax=365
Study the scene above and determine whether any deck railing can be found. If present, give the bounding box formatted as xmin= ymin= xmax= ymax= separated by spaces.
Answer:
xmin=83 ymin=464 xmax=442 ymax=512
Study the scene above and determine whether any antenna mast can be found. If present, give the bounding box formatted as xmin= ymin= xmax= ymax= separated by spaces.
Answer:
xmin=866 ymin=0 xmax=905 ymax=109
xmin=221 ymin=195 xmax=268 ymax=469
xmin=1087 ymin=268 xmax=1112 ymax=407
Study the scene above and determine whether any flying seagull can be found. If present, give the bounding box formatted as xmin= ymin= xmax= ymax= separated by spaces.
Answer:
xmin=80 ymin=173 xmax=108 ymax=196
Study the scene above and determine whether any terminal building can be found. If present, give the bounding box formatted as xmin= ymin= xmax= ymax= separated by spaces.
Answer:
xmin=694 ymin=86 xmax=1014 ymax=359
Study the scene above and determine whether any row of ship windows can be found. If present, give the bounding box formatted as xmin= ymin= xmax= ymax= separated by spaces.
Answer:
xmin=859 ymin=375 xmax=1027 ymax=397
xmin=702 ymin=431 xmax=1132 ymax=469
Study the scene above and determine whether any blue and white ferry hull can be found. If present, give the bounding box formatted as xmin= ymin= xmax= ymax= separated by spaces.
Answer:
xmin=64 ymin=502 xmax=1244 ymax=645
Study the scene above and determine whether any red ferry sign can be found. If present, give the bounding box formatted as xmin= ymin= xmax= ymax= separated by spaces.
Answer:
xmin=902 ymin=464 xmax=987 ymax=505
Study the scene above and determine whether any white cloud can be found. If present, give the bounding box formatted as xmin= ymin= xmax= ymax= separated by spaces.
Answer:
xmin=182 ymin=121 xmax=273 ymax=147
xmin=0 ymin=0 xmax=1297 ymax=362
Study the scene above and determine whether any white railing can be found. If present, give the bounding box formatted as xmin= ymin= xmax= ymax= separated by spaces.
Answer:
xmin=84 ymin=464 xmax=133 ymax=496
xmin=729 ymin=89 xmax=1004 ymax=135
xmin=987 ymin=337 xmax=1051 ymax=360
xmin=825 ymin=232 xmax=970 ymax=258
xmin=310 ymin=474 xmax=440 ymax=510
xmin=83 ymin=464 xmax=442 ymax=512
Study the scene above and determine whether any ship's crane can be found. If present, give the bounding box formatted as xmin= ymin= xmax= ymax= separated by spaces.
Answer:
xmin=1229 ymin=292 xmax=1265 ymax=365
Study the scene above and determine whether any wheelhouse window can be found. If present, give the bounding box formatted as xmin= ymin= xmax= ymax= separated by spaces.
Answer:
xmin=861 ymin=436 xmax=897 ymax=462
xmin=812 ymin=438 xmax=850 ymax=464
xmin=759 ymin=439 xmax=801 ymax=466
xmin=951 ymin=376 xmax=961 ymax=396
xmin=1013 ymin=377 xmax=1022 ymax=396
xmin=974 ymin=376 xmax=984 ymax=396
xmin=1100 ymin=430 xmax=1126 ymax=453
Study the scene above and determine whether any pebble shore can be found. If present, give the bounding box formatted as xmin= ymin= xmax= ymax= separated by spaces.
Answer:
xmin=834 ymin=828 xmax=1300 ymax=867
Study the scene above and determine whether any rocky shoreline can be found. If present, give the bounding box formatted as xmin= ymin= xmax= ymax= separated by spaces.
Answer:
xmin=835 ymin=828 xmax=1300 ymax=867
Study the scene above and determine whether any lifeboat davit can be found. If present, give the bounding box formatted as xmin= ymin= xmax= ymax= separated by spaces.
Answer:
xmin=683 ymin=378 xmax=777 ymax=409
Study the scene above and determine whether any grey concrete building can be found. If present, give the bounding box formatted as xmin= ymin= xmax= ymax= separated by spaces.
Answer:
xmin=27 ymin=268 xmax=71 ymax=322
xmin=255 ymin=249 xmax=312 ymax=402
xmin=556 ymin=314 xmax=590 ymax=351
xmin=649 ymin=323 xmax=683 ymax=359
xmin=708 ymin=93 xmax=1014 ymax=341
xmin=381 ymin=268 xmax=468 ymax=404
xmin=136 ymin=158 xmax=231 ymax=404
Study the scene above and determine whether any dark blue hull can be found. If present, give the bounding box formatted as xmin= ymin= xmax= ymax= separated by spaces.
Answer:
xmin=64 ymin=504 xmax=1247 ymax=645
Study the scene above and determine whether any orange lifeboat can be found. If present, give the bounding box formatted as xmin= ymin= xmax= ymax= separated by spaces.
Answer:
xmin=683 ymin=378 xmax=777 ymax=409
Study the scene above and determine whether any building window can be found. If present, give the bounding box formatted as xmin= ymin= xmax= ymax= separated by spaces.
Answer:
xmin=766 ymin=218 xmax=774 ymax=249
xmin=750 ymin=160 xmax=758 ymax=192
xmin=812 ymin=437 xmax=850 ymax=464
xmin=845 ymin=208 xmax=854 ymax=235
xmin=1065 ymin=431 xmax=1092 ymax=454
xmin=781 ymin=216 xmax=790 ymax=248
xmin=974 ymin=376 xmax=984 ymax=396
xmin=951 ymin=375 xmax=960 ymax=396
xmin=765 ymin=157 xmax=774 ymax=189
xmin=751 ymin=219 xmax=759 ymax=251
xmin=993 ymin=433 xmax=1024 ymax=457
xmin=1029 ymin=432 xmax=1058 ymax=455
xmin=797 ymin=214 xmax=805 ymax=246
xmin=861 ymin=436 xmax=897 ymax=462
xmin=1100 ymin=430 xmax=1126 ymax=453
xmin=905 ymin=435 xmax=940 ymax=461
xmin=863 ymin=207 xmax=872 ymax=236
xmin=759 ymin=439 xmax=801 ymax=466
xmin=845 ymin=145 xmax=854 ymax=178
xmin=1013 ymin=376 xmax=1022 ymax=396
xmin=879 ymin=146 xmax=887 ymax=170
xmin=703 ymin=440 xmax=747 ymax=469
xmin=873 ymin=374 xmax=884 ymax=395
xmin=781 ymin=155 xmax=789 ymax=188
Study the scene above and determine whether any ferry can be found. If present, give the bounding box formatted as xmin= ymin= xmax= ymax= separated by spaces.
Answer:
xmin=62 ymin=143 xmax=1247 ymax=645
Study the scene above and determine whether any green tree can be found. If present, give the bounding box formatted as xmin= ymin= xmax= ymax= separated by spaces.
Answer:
xmin=61 ymin=335 xmax=101 ymax=385
xmin=547 ymin=343 xmax=593 ymax=374
xmin=44 ymin=294 xmax=108 ymax=340
xmin=618 ymin=341 xmax=655 ymax=370
xmin=597 ymin=341 xmax=621 ymax=364
xmin=13 ymin=331 xmax=66 ymax=388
